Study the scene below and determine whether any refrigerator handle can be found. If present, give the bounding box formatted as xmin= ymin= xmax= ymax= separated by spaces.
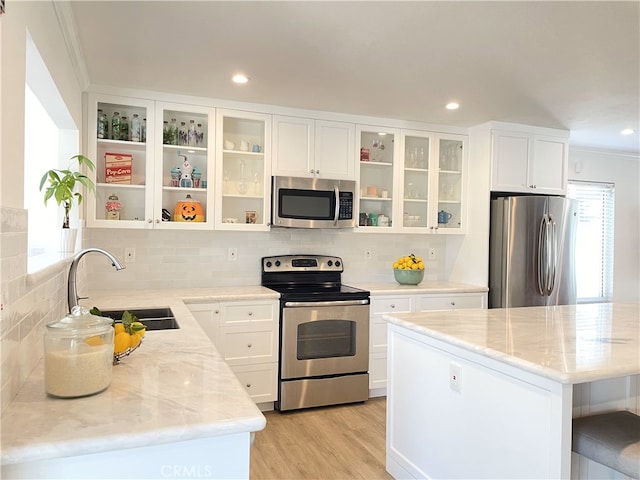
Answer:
xmin=537 ymin=215 xmax=547 ymax=296
xmin=548 ymin=217 xmax=557 ymax=295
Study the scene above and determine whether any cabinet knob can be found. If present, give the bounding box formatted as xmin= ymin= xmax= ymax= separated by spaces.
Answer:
xmin=247 ymin=343 xmax=252 ymax=348
xmin=451 ymin=301 xmax=456 ymax=306
xmin=214 ymin=310 xmax=219 ymax=314
xmin=390 ymin=304 xmax=395 ymax=309
xmin=246 ymin=383 xmax=252 ymax=388
xmin=309 ymin=169 xmax=315 ymax=174
xmin=155 ymin=219 xmax=160 ymax=223
xmin=430 ymin=226 xmax=434 ymax=230
xmin=315 ymin=170 xmax=320 ymax=175
xmin=147 ymin=219 xmax=153 ymax=223
xmin=248 ymin=311 xmax=253 ymax=316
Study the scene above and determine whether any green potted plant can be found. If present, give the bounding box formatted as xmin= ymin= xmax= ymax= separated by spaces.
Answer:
xmin=39 ymin=154 xmax=96 ymax=251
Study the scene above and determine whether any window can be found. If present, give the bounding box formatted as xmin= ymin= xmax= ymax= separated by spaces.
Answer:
xmin=567 ymin=181 xmax=615 ymax=303
xmin=24 ymin=32 xmax=79 ymax=273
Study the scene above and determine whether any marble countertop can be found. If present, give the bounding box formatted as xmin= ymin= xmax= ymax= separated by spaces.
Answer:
xmin=351 ymin=281 xmax=488 ymax=295
xmin=0 ymin=287 xmax=278 ymax=466
xmin=384 ymin=302 xmax=639 ymax=384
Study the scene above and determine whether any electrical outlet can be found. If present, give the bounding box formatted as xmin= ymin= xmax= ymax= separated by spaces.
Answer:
xmin=364 ymin=248 xmax=372 ymax=259
xmin=428 ymin=248 xmax=437 ymax=260
xmin=228 ymin=248 xmax=238 ymax=261
xmin=124 ymin=247 xmax=136 ymax=263
xmin=450 ymin=363 xmax=462 ymax=393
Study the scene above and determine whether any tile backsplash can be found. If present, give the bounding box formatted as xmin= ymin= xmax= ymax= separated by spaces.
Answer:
xmin=0 ymin=207 xmax=68 ymax=413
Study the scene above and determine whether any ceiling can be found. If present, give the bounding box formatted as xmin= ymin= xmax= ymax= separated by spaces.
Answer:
xmin=69 ymin=1 xmax=640 ymax=154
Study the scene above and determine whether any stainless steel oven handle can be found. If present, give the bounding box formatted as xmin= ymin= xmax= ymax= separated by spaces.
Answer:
xmin=333 ymin=185 xmax=340 ymax=226
xmin=284 ymin=299 xmax=369 ymax=308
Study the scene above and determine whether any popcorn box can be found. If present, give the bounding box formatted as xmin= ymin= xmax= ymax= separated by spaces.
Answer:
xmin=105 ymin=152 xmax=132 ymax=184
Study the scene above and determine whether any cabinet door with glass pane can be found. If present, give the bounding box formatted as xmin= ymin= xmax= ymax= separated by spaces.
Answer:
xmin=433 ymin=134 xmax=467 ymax=234
xmin=86 ymin=93 xmax=155 ymax=228
xmin=154 ymin=102 xmax=214 ymax=230
xmin=356 ymin=125 xmax=400 ymax=232
xmin=215 ymin=109 xmax=271 ymax=230
xmin=400 ymin=130 xmax=433 ymax=231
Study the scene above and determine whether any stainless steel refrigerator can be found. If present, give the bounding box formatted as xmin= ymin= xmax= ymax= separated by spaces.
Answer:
xmin=489 ymin=195 xmax=578 ymax=308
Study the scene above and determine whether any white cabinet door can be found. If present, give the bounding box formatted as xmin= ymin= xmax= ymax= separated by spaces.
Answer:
xmin=272 ymin=115 xmax=315 ymax=177
xmin=188 ymin=302 xmax=220 ymax=344
xmin=491 ymin=131 xmax=530 ymax=193
xmin=314 ymin=120 xmax=356 ymax=180
xmin=491 ymin=129 xmax=568 ymax=195
xmin=531 ymin=136 xmax=567 ymax=195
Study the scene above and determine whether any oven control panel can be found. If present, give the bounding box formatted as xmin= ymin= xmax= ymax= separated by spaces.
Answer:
xmin=262 ymin=255 xmax=343 ymax=272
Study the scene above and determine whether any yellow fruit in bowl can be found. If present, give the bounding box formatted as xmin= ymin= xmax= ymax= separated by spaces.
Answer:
xmin=114 ymin=331 xmax=131 ymax=355
xmin=113 ymin=323 xmax=125 ymax=335
xmin=129 ymin=333 xmax=142 ymax=349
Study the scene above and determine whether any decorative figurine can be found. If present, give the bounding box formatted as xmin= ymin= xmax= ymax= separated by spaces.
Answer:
xmin=177 ymin=152 xmax=193 ymax=188
xmin=105 ymin=193 xmax=121 ymax=220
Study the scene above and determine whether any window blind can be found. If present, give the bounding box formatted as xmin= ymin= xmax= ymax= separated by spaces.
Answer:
xmin=567 ymin=181 xmax=615 ymax=303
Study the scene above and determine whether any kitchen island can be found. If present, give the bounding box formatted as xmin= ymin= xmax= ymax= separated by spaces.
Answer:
xmin=383 ymin=303 xmax=640 ymax=479
xmin=1 ymin=287 xmax=278 ymax=480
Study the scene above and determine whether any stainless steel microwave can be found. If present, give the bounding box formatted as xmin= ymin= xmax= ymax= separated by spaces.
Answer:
xmin=271 ymin=176 xmax=356 ymax=229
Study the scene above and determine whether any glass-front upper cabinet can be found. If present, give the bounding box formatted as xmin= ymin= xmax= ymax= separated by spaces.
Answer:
xmin=86 ymin=93 xmax=155 ymax=229
xmin=399 ymin=131 xmax=467 ymax=234
xmin=215 ymin=109 xmax=271 ymax=230
xmin=356 ymin=126 xmax=400 ymax=231
xmin=400 ymin=130 xmax=433 ymax=230
xmin=154 ymin=102 xmax=215 ymax=230
xmin=435 ymin=134 xmax=465 ymax=232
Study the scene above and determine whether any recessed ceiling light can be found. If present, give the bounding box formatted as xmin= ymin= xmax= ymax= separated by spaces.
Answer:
xmin=445 ymin=102 xmax=460 ymax=110
xmin=232 ymin=73 xmax=249 ymax=84
xmin=621 ymin=128 xmax=635 ymax=135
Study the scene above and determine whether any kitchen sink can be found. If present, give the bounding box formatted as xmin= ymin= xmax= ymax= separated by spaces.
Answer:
xmin=100 ymin=307 xmax=179 ymax=330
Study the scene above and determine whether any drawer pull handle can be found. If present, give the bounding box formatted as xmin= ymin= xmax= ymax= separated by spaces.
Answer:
xmin=248 ymin=311 xmax=253 ymax=316
xmin=390 ymin=304 xmax=395 ymax=309
xmin=451 ymin=301 xmax=456 ymax=306
xmin=246 ymin=383 xmax=251 ymax=388
xmin=247 ymin=343 xmax=252 ymax=348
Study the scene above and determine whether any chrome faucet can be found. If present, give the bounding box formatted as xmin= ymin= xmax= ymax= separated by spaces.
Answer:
xmin=67 ymin=248 xmax=126 ymax=312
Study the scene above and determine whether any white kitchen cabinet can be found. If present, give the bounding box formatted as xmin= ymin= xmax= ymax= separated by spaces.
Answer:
xmin=272 ymin=115 xmax=355 ymax=180
xmin=356 ymin=125 xmax=401 ymax=231
xmin=368 ymin=291 xmax=486 ymax=394
xmin=399 ymin=131 xmax=468 ymax=234
xmin=188 ymin=300 xmax=278 ymax=404
xmin=86 ymin=94 xmax=216 ymax=229
xmin=491 ymin=129 xmax=568 ymax=195
xmin=215 ymin=109 xmax=271 ymax=230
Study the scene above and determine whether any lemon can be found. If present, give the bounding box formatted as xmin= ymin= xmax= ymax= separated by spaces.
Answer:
xmin=113 ymin=323 xmax=125 ymax=335
xmin=114 ymin=331 xmax=131 ymax=355
xmin=85 ymin=335 xmax=104 ymax=346
xmin=129 ymin=333 xmax=142 ymax=349
xmin=130 ymin=321 xmax=146 ymax=338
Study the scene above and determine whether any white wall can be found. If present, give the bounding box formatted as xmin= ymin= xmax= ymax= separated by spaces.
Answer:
xmin=0 ymin=1 xmax=83 ymax=411
xmin=568 ymin=148 xmax=640 ymax=302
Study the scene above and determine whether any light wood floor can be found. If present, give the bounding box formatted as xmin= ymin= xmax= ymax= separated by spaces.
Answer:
xmin=250 ymin=397 xmax=392 ymax=480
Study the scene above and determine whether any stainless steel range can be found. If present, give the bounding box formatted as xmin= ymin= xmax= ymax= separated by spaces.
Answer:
xmin=261 ymin=255 xmax=370 ymax=412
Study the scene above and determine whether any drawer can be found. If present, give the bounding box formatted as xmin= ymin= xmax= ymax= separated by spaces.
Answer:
xmin=219 ymin=301 xmax=276 ymax=326
xmin=371 ymin=296 xmax=412 ymax=314
xmin=417 ymin=294 xmax=485 ymax=312
xmin=232 ymin=363 xmax=277 ymax=403
xmin=218 ymin=327 xmax=277 ymax=365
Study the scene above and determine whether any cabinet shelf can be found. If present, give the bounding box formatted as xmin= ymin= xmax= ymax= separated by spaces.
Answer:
xmin=361 ymin=161 xmax=393 ymax=168
xmin=97 ymin=138 xmax=146 ymax=150
xmin=439 ymin=169 xmax=461 ymax=175
xmin=97 ymin=182 xmax=145 ymax=190
xmin=163 ymin=144 xmax=207 ymax=153
xmin=361 ymin=196 xmax=392 ymax=202
xmin=404 ymin=198 xmax=428 ymax=203
xmin=405 ymin=167 xmax=429 ymax=173
xmin=222 ymin=193 xmax=263 ymax=199
xmin=162 ymin=186 xmax=208 ymax=193
xmin=223 ymin=150 xmax=264 ymax=158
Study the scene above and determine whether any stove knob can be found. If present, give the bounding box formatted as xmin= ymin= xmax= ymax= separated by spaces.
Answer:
xmin=265 ymin=261 xmax=272 ymax=268
xmin=327 ymin=260 xmax=333 ymax=267
xmin=335 ymin=261 xmax=341 ymax=267
xmin=275 ymin=260 xmax=281 ymax=267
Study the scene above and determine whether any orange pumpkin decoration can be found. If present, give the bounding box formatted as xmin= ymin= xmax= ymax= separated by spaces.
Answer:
xmin=174 ymin=194 xmax=204 ymax=222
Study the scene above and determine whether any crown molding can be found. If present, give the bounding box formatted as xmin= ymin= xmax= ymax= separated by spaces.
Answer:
xmin=53 ymin=1 xmax=90 ymax=91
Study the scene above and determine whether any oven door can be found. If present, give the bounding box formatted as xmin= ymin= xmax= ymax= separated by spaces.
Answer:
xmin=281 ymin=299 xmax=369 ymax=379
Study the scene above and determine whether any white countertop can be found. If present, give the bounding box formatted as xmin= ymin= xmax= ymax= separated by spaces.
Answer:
xmin=352 ymin=281 xmax=488 ymax=295
xmin=384 ymin=302 xmax=639 ymax=384
xmin=0 ymin=287 xmax=278 ymax=466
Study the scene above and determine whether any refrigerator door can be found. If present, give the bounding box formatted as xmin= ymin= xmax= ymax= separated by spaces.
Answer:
xmin=545 ymin=197 xmax=577 ymax=305
xmin=490 ymin=196 xmax=549 ymax=308
xmin=489 ymin=196 xmax=577 ymax=308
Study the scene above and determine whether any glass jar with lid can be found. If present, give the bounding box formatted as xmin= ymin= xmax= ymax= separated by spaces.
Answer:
xmin=44 ymin=307 xmax=114 ymax=398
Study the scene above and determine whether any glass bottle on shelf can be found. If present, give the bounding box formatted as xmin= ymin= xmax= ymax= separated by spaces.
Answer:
xmin=196 ymin=123 xmax=204 ymax=147
xmin=141 ymin=117 xmax=147 ymax=143
xmin=120 ymin=116 xmax=129 ymax=141
xmin=130 ymin=114 xmax=141 ymax=142
xmin=163 ymin=121 xmax=169 ymax=144
xmin=168 ymin=118 xmax=178 ymax=145
xmin=188 ymin=120 xmax=197 ymax=147
xmin=105 ymin=193 xmax=121 ymax=220
xmin=179 ymin=121 xmax=187 ymax=146
xmin=97 ymin=109 xmax=108 ymax=139
xmin=111 ymin=111 xmax=121 ymax=140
